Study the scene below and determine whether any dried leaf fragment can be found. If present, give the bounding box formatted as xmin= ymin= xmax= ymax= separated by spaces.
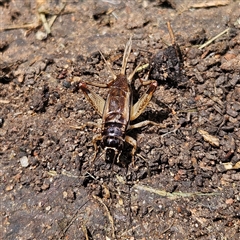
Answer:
xmin=189 ymin=0 xmax=231 ymax=8
xmin=198 ymin=129 xmax=220 ymax=147
xmin=222 ymin=161 xmax=240 ymax=170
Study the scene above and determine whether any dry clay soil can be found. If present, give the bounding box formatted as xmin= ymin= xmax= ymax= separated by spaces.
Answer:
xmin=1 ymin=1 xmax=240 ymax=239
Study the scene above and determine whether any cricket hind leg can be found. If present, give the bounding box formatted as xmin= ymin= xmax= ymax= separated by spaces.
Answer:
xmin=130 ymin=79 xmax=158 ymax=121
xmin=79 ymin=82 xmax=106 ymax=116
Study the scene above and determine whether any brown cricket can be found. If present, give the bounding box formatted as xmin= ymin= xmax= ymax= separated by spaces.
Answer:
xmin=79 ymin=38 xmax=160 ymax=163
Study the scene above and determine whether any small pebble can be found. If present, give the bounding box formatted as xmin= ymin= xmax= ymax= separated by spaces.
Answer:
xmin=63 ymin=191 xmax=68 ymax=199
xmin=0 ymin=118 xmax=3 ymax=127
xmin=20 ymin=156 xmax=29 ymax=168
xmin=36 ymin=31 xmax=48 ymax=41
xmin=62 ymin=80 xmax=71 ymax=88
xmin=169 ymin=210 xmax=174 ymax=218
xmin=41 ymin=183 xmax=50 ymax=190
xmin=5 ymin=184 xmax=14 ymax=191
xmin=225 ymin=198 xmax=234 ymax=205
xmin=45 ymin=206 xmax=51 ymax=211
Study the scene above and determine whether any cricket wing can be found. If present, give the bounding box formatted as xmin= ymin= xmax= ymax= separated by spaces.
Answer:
xmin=80 ymin=82 xmax=105 ymax=116
xmin=130 ymin=81 xmax=157 ymax=121
xmin=103 ymin=86 xmax=131 ymax=126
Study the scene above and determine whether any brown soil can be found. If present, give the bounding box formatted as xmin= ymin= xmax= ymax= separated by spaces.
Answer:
xmin=1 ymin=1 xmax=240 ymax=239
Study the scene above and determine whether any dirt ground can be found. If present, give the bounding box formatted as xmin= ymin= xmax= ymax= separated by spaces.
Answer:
xmin=1 ymin=0 xmax=240 ymax=239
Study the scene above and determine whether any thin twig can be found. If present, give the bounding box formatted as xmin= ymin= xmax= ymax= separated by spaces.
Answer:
xmin=93 ymin=195 xmax=115 ymax=239
xmin=58 ymin=200 xmax=89 ymax=240
xmin=48 ymin=3 xmax=66 ymax=29
xmin=199 ymin=17 xmax=240 ymax=49
xmin=167 ymin=22 xmax=175 ymax=45
xmin=198 ymin=28 xmax=229 ymax=49
xmin=134 ymin=184 xmax=220 ymax=199
xmin=81 ymin=225 xmax=89 ymax=240
xmin=160 ymin=220 xmax=175 ymax=235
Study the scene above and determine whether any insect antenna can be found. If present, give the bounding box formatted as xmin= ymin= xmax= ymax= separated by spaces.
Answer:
xmin=99 ymin=50 xmax=116 ymax=80
xmin=167 ymin=21 xmax=176 ymax=45
xmin=121 ymin=37 xmax=132 ymax=75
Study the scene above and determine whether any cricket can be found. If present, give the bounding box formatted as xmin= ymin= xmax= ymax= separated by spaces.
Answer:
xmin=79 ymin=37 xmax=162 ymax=164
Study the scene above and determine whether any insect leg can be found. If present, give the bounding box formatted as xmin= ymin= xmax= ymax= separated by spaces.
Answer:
xmin=79 ymin=82 xmax=106 ymax=116
xmin=125 ymin=135 xmax=137 ymax=164
xmin=80 ymin=79 xmax=114 ymax=88
xmin=92 ymin=134 xmax=103 ymax=162
xmin=128 ymin=120 xmax=166 ymax=130
xmin=130 ymin=80 xmax=157 ymax=121
xmin=70 ymin=121 xmax=101 ymax=130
